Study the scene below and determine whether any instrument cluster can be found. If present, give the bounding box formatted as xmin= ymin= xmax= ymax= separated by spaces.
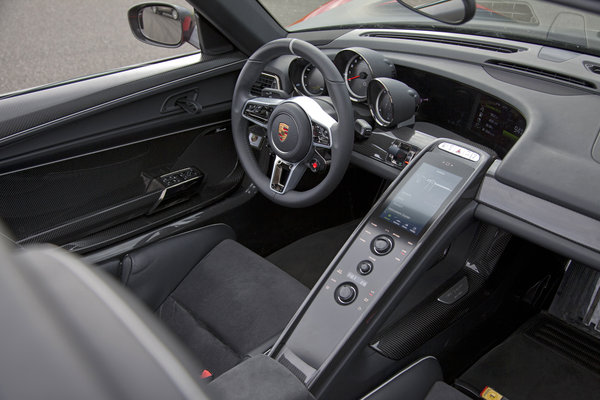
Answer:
xmin=287 ymin=48 xmax=526 ymax=157
xmin=289 ymin=47 xmax=395 ymax=103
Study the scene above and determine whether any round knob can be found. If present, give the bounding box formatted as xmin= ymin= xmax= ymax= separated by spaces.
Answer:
xmin=335 ymin=283 xmax=358 ymax=305
xmin=371 ymin=235 xmax=394 ymax=256
xmin=357 ymin=260 xmax=373 ymax=275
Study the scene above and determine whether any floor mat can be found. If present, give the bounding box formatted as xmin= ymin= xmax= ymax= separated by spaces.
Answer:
xmin=267 ymin=220 xmax=359 ymax=288
xmin=457 ymin=313 xmax=600 ymax=399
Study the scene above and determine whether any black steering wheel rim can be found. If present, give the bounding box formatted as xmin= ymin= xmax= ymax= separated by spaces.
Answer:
xmin=231 ymin=38 xmax=354 ymax=208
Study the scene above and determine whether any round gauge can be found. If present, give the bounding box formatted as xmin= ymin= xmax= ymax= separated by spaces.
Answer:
xmin=375 ymin=89 xmax=393 ymax=126
xmin=301 ymin=63 xmax=324 ymax=96
xmin=367 ymin=78 xmax=421 ymax=128
xmin=344 ymin=55 xmax=372 ymax=101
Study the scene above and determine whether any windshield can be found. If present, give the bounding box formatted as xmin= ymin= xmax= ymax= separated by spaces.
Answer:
xmin=258 ymin=0 xmax=600 ymax=56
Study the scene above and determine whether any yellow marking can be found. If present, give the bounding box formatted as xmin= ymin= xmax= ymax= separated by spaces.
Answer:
xmin=481 ymin=387 xmax=503 ymax=400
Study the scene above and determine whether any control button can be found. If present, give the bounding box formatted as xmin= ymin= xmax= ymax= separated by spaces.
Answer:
xmin=335 ymin=283 xmax=358 ymax=305
xmin=312 ymin=123 xmax=330 ymax=146
xmin=386 ymin=141 xmax=411 ymax=166
xmin=357 ymin=260 xmax=373 ymax=275
xmin=309 ymin=157 xmax=326 ymax=173
xmin=438 ymin=142 xmax=480 ymax=162
xmin=371 ymin=235 xmax=394 ymax=256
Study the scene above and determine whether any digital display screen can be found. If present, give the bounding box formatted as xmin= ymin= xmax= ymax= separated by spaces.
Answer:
xmin=379 ymin=162 xmax=463 ymax=235
xmin=394 ymin=65 xmax=526 ymax=158
xmin=471 ymin=95 xmax=525 ymax=155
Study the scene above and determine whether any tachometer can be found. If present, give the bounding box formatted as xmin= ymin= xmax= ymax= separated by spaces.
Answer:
xmin=301 ymin=63 xmax=325 ymax=96
xmin=344 ymin=55 xmax=372 ymax=101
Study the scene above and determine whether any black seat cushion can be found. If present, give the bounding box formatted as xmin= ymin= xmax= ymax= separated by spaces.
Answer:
xmin=129 ymin=236 xmax=309 ymax=376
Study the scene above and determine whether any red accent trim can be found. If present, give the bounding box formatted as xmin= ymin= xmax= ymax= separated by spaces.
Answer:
xmin=480 ymin=386 xmax=490 ymax=397
xmin=201 ymin=369 xmax=213 ymax=379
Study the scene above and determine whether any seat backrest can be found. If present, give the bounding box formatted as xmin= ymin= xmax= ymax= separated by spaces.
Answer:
xmin=0 ymin=240 xmax=210 ymax=400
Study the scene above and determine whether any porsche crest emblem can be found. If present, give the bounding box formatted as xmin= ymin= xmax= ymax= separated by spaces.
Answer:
xmin=278 ymin=122 xmax=289 ymax=142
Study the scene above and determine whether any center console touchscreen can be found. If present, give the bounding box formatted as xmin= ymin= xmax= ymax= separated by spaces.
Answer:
xmin=376 ymin=151 xmax=474 ymax=239
xmin=379 ymin=162 xmax=463 ymax=235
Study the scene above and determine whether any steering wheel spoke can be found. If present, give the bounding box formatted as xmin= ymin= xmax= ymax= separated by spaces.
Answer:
xmin=242 ymin=97 xmax=285 ymax=128
xmin=270 ymin=156 xmax=306 ymax=194
xmin=287 ymin=97 xmax=336 ymax=150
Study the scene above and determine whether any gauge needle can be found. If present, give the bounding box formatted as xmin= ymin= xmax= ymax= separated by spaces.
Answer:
xmin=347 ymin=72 xmax=367 ymax=81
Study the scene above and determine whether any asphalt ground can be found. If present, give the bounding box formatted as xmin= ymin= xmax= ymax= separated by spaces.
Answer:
xmin=0 ymin=0 xmax=327 ymax=95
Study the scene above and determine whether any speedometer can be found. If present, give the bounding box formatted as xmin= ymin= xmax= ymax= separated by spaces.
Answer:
xmin=344 ymin=55 xmax=372 ymax=101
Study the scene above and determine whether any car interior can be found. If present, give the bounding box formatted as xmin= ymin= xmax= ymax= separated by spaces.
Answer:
xmin=1 ymin=0 xmax=600 ymax=399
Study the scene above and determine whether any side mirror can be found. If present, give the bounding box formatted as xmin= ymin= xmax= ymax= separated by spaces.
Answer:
xmin=128 ymin=3 xmax=200 ymax=48
xmin=396 ymin=0 xmax=476 ymax=25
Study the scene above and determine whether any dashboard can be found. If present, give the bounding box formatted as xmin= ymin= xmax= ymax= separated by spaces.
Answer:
xmin=255 ymin=28 xmax=600 ymax=269
xmin=267 ymin=46 xmax=526 ymax=178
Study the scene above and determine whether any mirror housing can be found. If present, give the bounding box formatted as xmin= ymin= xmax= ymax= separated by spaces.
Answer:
xmin=128 ymin=3 xmax=200 ymax=48
xmin=396 ymin=0 xmax=476 ymax=25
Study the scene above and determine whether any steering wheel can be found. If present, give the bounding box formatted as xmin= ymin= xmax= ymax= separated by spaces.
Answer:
xmin=231 ymin=38 xmax=354 ymax=208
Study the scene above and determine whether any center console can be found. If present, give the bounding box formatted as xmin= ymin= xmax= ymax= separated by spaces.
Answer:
xmin=270 ymin=139 xmax=492 ymax=396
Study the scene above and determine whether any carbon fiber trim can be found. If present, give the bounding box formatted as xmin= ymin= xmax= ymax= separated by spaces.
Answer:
xmin=371 ymin=224 xmax=511 ymax=360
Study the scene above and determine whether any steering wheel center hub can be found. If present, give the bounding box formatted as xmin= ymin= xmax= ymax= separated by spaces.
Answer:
xmin=268 ymin=102 xmax=312 ymax=163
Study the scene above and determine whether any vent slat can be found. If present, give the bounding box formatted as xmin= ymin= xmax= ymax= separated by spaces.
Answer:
xmin=487 ymin=60 xmax=596 ymax=89
xmin=584 ymin=62 xmax=600 ymax=75
xmin=250 ymin=73 xmax=280 ymax=96
xmin=362 ymin=32 xmax=521 ymax=54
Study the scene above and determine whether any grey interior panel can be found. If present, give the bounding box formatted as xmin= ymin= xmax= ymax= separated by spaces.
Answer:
xmin=317 ymin=29 xmax=600 ymax=221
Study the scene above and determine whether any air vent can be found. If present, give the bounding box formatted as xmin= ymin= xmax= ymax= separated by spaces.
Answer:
xmin=362 ymin=32 xmax=521 ymax=54
xmin=250 ymin=73 xmax=280 ymax=96
xmin=584 ymin=62 xmax=600 ymax=75
xmin=487 ymin=60 xmax=596 ymax=89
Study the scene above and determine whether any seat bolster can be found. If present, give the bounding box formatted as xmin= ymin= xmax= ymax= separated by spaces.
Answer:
xmin=122 ymin=224 xmax=235 ymax=311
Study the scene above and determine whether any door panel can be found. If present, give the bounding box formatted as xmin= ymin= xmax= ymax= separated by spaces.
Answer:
xmin=1 ymin=122 xmax=241 ymax=250
xmin=0 ymin=53 xmax=247 ymax=253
